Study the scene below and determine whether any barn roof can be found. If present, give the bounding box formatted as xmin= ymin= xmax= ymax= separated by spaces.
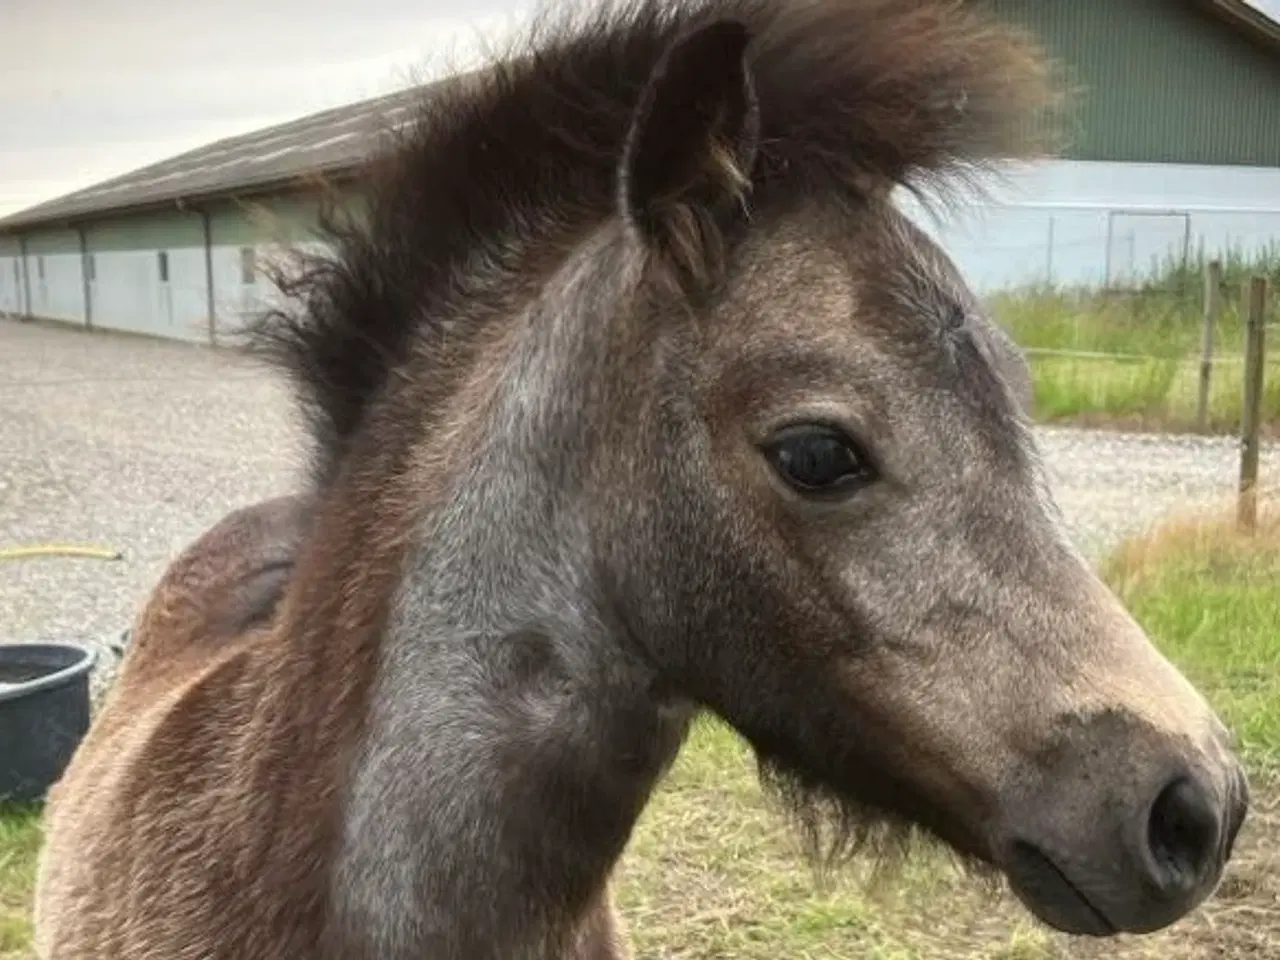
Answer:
xmin=0 ymin=0 xmax=1276 ymax=233
xmin=0 ymin=83 xmax=439 ymax=232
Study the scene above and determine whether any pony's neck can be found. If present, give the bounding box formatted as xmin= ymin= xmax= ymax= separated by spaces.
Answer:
xmin=326 ymin=234 xmax=692 ymax=959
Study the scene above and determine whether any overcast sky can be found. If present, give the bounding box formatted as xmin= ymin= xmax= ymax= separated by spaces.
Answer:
xmin=1 ymin=0 xmax=1278 ymax=218
xmin=0 ymin=0 xmax=532 ymax=217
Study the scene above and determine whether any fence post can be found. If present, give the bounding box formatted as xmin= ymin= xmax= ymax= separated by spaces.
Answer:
xmin=1196 ymin=259 xmax=1222 ymax=432
xmin=1238 ymin=276 xmax=1267 ymax=533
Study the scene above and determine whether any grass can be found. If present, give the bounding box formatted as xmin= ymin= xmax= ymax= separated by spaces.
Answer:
xmin=1 ymin=502 xmax=1278 ymax=958
xmin=0 ymin=807 xmax=39 ymax=959
xmin=1101 ymin=501 xmax=1280 ymax=777
xmin=614 ymin=718 xmax=1055 ymax=959
xmin=990 ymin=245 xmax=1280 ymax=434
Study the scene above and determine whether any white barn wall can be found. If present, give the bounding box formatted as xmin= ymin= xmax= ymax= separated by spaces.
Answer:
xmin=28 ymin=253 xmax=86 ymax=323
xmin=3 ymin=162 xmax=1276 ymax=344
xmin=0 ymin=256 xmax=24 ymax=315
xmin=89 ymin=248 xmax=211 ymax=343
xmin=209 ymin=244 xmax=264 ymax=337
xmin=208 ymin=240 xmax=335 ymax=339
xmin=208 ymin=197 xmax=335 ymax=340
xmin=899 ymin=160 xmax=1280 ymax=294
xmin=0 ymin=198 xmax=341 ymax=344
xmin=19 ymin=229 xmax=86 ymax=326
xmin=83 ymin=211 xmax=210 ymax=341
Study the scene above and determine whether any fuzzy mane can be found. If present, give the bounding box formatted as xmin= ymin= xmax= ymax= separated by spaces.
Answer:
xmin=250 ymin=0 xmax=1060 ymax=488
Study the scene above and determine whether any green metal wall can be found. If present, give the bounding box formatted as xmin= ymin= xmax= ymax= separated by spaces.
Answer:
xmin=23 ymin=228 xmax=81 ymax=255
xmin=210 ymin=195 xmax=323 ymax=248
xmin=986 ymin=0 xmax=1280 ymax=166
xmin=209 ymin=190 xmax=367 ymax=248
xmin=0 ymin=235 xmax=21 ymax=258
xmin=84 ymin=210 xmax=204 ymax=252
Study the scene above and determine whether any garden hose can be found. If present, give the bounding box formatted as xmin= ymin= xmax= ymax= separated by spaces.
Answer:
xmin=0 ymin=544 xmax=123 ymax=562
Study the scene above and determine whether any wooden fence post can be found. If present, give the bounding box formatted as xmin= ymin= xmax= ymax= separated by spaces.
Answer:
xmin=1238 ymin=275 xmax=1267 ymax=533
xmin=1196 ymin=259 xmax=1222 ymax=432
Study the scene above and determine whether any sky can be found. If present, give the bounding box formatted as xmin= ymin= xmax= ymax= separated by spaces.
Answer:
xmin=0 ymin=0 xmax=533 ymax=217
xmin=1 ymin=0 xmax=1278 ymax=219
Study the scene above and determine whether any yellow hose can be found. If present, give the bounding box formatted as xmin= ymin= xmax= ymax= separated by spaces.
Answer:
xmin=0 ymin=544 xmax=123 ymax=561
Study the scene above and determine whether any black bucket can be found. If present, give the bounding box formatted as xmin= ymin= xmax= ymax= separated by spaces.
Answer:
xmin=0 ymin=643 xmax=97 ymax=804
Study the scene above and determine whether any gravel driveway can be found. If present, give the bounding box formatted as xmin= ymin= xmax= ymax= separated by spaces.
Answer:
xmin=3 ymin=317 xmax=1277 ymax=698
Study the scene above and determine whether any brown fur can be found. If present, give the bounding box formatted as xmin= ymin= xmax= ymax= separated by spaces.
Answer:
xmin=34 ymin=494 xmax=630 ymax=957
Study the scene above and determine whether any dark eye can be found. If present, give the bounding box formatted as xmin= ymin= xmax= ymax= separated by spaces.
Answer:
xmin=762 ymin=424 xmax=875 ymax=497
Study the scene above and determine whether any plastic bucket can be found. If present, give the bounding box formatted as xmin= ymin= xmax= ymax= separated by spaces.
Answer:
xmin=0 ymin=643 xmax=97 ymax=804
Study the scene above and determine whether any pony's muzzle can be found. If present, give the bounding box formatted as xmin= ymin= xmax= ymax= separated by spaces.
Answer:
xmin=996 ymin=714 xmax=1249 ymax=938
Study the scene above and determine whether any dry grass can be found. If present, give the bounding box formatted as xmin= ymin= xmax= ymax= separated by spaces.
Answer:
xmin=614 ymin=718 xmax=1060 ymax=959
xmin=1103 ymin=498 xmax=1280 ymax=581
xmin=1101 ymin=500 xmax=1280 ymax=778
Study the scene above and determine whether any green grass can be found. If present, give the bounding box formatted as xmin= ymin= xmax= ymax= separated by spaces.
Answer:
xmin=0 ymin=806 xmax=39 ymax=959
xmin=1101 ymin=503 xmax=1280 ymax=775
xmin=990 ymin=245 xmax=1280 ymax=434
xmin=1 ymin=502 xmax=1278 ymax=958
xmin=614 ymin=718 xmax=1056 ymax=959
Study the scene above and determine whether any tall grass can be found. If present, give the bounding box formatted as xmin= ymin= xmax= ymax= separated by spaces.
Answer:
xmin=989 ymin=244 xmax=1280 ymax=434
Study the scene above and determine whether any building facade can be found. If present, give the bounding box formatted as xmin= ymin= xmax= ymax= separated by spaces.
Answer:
xmin=913 ymin=0 xmax=1280 ymax=293
xmin=0 ymin=194 xmax=338 ymax=342
xmin=2 ymin=0 xmax=1278 ymax=342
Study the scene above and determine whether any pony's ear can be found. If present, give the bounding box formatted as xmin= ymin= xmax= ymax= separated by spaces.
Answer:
xmin=618 ymin=19 xmax=759 ymax=257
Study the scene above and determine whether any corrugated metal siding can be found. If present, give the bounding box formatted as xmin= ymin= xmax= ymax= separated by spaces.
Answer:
xmin=987 ymin=0 xmax=1280 ymax=167
xmin=0 ymin=254 xmax=26 ymax=315
xmin=898 ymin=158 xmax=1280 ymax=293
xmin=0 ymin=237 xmax=20 ymax=315
xmin=23 ymin=228 xmax=81 ymax=255
xmin=19 ymin=229 xmax=86 ymax=323
xmin=0 ymin=195 xmax=363 ymax=341
xmin=85 ymin=210 xmax=205 ymax=252
xmin=209 ymin=195 xmax=328 ymax=248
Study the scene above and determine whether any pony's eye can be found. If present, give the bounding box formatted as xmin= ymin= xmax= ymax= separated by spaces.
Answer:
xmin=762 ymin=425 xmax=875 ymax=497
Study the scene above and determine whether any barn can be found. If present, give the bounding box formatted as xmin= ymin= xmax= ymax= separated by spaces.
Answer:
xmin=2 ymin=0 xmax=1279 ymax=345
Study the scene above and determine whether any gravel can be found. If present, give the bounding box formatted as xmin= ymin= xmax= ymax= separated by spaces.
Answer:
xmin=3 ymin=317 xmax=1278 ymax=701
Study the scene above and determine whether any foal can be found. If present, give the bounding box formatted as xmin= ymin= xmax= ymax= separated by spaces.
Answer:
xmin=34 ymin=1 xmax=1247 ymax=957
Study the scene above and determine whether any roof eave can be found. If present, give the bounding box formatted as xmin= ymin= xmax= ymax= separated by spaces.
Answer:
xmin=1200 ymin=0 xmax=1280 ymax=49
xmin=0 ymin=164 xmax=366 ymax=234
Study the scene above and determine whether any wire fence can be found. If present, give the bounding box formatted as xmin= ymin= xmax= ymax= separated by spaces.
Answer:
xmin=987 ymin=255 xmax=1276 ymax=530
xmin=987 ymin=244 xmax=1279 ymax=434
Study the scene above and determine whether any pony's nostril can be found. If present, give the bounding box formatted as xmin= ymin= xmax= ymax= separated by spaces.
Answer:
xmin=1146 ymin=777 xmax=1221 ymax=898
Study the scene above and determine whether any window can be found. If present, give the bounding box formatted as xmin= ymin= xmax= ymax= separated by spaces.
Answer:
xmin=157 ymin=250 xmax=169 ymax=283
xmin=240 ymin=247 xmax=256 ymax=285
xmin=85 ymin=253 xmax=96 ymax=282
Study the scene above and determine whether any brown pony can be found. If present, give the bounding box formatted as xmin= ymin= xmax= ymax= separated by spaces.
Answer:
xmin=33 ymin=1 xmax=1248 ymax=957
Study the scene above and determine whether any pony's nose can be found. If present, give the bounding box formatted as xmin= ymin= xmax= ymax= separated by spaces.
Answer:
xmin=1001 ymin=740 xmax=1247 ymax=937
xmin=1141 ymin=775 xmax=1222 ymax=900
